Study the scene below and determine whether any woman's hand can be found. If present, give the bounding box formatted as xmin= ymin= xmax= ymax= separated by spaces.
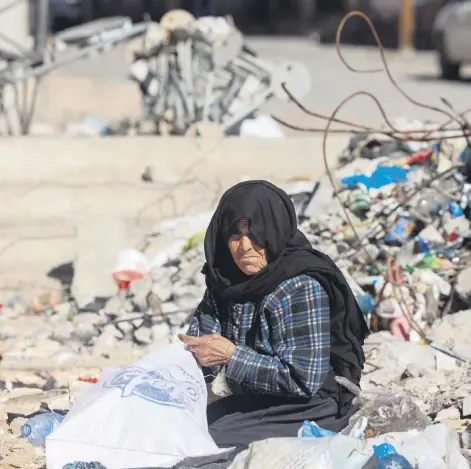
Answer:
xmin=178 ymin=333 xmax=236 ymax=367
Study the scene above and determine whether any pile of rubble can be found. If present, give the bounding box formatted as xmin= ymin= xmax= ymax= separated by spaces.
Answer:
xmin=4 ymin=122 xmax=471 ymax=466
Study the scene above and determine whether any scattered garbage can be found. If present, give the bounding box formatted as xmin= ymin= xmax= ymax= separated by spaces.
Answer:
xmin=5 ymin=13 xmax=471 ymax=460
xmin=298 ymin=421 xmax=338 ymax=439
xmin=5 ymin=132 xmax=471 ymax=468
xmin=289 ymin=131 xmax=471 ymax=348
xmin=231 ymin=423 xmax=469 ymax=469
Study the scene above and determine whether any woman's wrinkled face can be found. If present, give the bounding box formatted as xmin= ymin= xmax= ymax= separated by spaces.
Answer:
xmin=228 ymin=219 xmax=267 ymax=275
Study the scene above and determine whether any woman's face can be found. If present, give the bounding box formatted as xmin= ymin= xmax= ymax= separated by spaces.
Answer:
xmin=228 ymin=219 xmax=267 ymax=275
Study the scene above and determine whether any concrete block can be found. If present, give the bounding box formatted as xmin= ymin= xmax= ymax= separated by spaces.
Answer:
xmin=72 ymin=212 xmax=128 ymax=308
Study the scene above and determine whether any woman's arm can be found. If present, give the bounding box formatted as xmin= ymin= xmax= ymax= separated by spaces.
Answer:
xmin=186 ymin=289 xmax=224 ymax=383
xmin=225 ymin=276 xmax=331 ymax=398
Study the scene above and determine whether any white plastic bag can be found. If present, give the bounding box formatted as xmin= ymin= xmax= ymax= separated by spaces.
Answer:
xmin=230 ymin=424 xmax=469 ymax=469
xmin=113 ymin=248 xmax=150 ymax=281
xmin=46 ymin=343 xmax=232 ymax=469
xmin=240 ymin=115 xmax=285 ymax=139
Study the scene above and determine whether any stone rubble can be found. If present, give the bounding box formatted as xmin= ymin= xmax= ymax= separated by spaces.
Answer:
xmin=3 ymin=127 xmax=471 ymax=466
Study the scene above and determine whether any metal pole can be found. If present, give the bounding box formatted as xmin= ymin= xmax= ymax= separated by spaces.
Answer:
xmin=398 ymin=0 xmax=415 ymax=52
xmin=34 ymin=0 xmax=49 ymax=58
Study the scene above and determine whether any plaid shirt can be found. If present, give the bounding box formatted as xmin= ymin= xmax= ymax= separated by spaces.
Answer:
xmin=186 ymin=274 xmax=331 ymax=398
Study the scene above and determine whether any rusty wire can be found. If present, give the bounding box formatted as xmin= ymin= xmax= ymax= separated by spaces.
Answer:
xmin=274 ymin=10 xmax=471 ymax=339
xmin=317 ymin=87 xmax=427 ymax=338
xmin=272 ymin=108 xmax=471 ymax=141
xmin=274 ymin=10 xmax=471 ymax=142
xmin=335 ymin=11 xmax=459 ymax=126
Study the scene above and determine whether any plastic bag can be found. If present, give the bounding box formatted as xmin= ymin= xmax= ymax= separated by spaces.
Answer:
xmin=230 ymin=424 xmax=469 ymax=469
xmin=229 ymin=435 xmax=367 ymax=469
xmin=401 ymin=423 xmax=469 ymax=469
xmin=342 ymin=391 xmax=431 ymax=437
xmin=239 ymin=114 xmax=284 ymax=139
xmin=299 ymin=417 xmax=367 ymax=440
xmin=298 ymin=421 xmax=338 ymax=438
xmin=46 ymin=343 xmax=232 ymax=469
xmin=113 ymin=249 xmax=150 ymax=282
xmin=371 ymin=443 xmax=414 ymax=469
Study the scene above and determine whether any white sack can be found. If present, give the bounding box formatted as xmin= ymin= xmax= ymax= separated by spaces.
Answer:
xmin=47 ymin=343 xmax=232 ymax=469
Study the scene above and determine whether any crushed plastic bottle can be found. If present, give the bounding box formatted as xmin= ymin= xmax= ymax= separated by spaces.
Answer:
xmin=20 ymin=412 xmax=64 ymax=448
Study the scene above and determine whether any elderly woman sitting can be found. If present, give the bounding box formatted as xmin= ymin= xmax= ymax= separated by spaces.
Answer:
xmin=179 ymin=180 xmax=369 ymax=458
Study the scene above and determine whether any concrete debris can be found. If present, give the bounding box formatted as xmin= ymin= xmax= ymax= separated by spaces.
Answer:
xmin=5 ymin=125 xmax=471 ymax=467
xmin=429 ymin=309 xmax=471 ymax=359
xmin=456 ymin=267 xmax=471 ymax=307
xmin=435 ymin=406 xmax=461 ymax=422
xmin=463 ymin=394 xmax=471 ymax=418
xmin=72 ymin=213 xmax=129 ymax=310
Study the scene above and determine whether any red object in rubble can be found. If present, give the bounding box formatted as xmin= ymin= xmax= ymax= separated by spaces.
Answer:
xmin=406 ymin=149 xmax=433 ymax=166
xmin=389 ymin=315 xmax=411 ymax=340
xmin=112 ymin=270 xmax=144 ymax=291
xmin=448 ymin=231 xmax=459 ymax=242
xmin=78 ymin=377 xmax=98 ymax=384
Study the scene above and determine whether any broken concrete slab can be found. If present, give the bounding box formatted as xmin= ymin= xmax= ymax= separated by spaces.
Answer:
xmin=429 ymin=309 xmax=471 ymax=353
xmin=363 ymin=339 xmax=437 ymax=389
xmin=390 ymin=368 xmax=471 ymax=415
xmin=71 ymin=213 xmax=128 ymax=309
xmin=463 ymin=394 xmax=471 ymax=418
xmin=456 ymin=269 xmax=471 ymax=308
xmin=435 ymin=406 xmax=460 ymax=422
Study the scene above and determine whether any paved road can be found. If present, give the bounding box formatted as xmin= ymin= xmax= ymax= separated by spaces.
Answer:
xmin=250 ymin=38 xmax=471 ymax=131
xmin=39 ymin=37 xmax=471 ymax=132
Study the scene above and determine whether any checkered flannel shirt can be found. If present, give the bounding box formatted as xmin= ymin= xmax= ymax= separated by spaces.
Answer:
xmin=186 ymin=274 xmax=331 ymax=398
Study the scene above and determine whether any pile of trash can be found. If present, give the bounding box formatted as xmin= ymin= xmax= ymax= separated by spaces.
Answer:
xmin=2 ymin=345 xmax=470 ymax=469
xmin=297 ymin=128 xmax=471 ymax=343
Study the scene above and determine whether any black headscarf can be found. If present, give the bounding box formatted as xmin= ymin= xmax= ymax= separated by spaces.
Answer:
xmin=202 ymin=180 xmax=369 ymax=381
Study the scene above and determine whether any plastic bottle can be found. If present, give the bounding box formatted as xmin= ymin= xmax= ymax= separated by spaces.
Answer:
xmin=20 ymin=412 xmax=64 ymax=447
xmin=411 ymin=189 xmax=448 ymax=224
xmin=357 ymin=294 xmax=376 ymax=315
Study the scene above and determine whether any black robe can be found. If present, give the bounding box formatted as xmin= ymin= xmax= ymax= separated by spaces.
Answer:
xmin=201 ymin=181 xmax=369 ymax=459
